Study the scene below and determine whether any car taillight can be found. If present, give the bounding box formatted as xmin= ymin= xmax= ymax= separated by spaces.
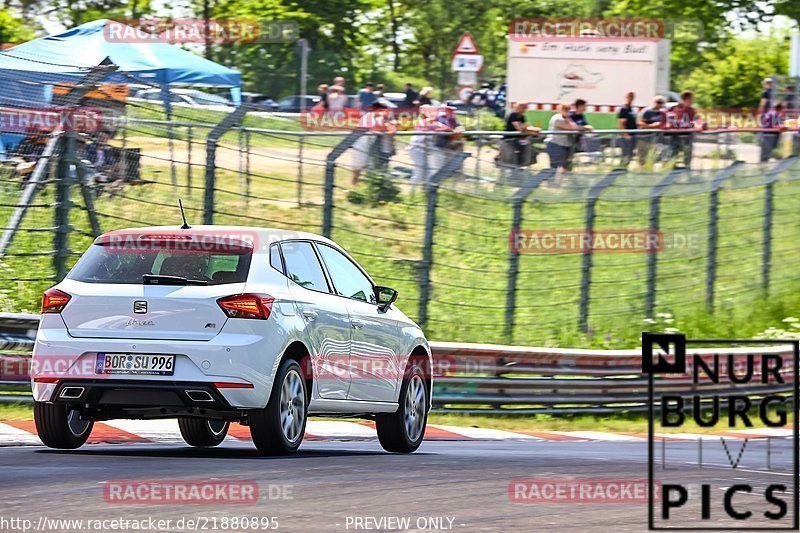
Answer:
xmin=42 ymin=288 xmax=71 ymax=314
xmin=217 ymin=293 xmax=274 ymax=320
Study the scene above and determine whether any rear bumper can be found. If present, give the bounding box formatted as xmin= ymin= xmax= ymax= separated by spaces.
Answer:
xmin=49 ymin=379 xmax=233 ymax=408
xmin=42 ymin=379 xmax=243 ymax=421
xmin=31 ymin=314 xmax=286 ymax=408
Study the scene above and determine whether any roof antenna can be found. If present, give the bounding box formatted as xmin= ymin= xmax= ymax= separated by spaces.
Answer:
xmin=179 ymin=199 xmax=191 ymax=229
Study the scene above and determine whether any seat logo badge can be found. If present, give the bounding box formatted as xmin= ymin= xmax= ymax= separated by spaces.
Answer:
xmin=133 ymin=301 xmax=147 ymax=314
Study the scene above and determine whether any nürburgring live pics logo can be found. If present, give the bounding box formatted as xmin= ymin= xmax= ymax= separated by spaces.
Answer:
xmin=643 ymin=332 xmax=799 ymax=530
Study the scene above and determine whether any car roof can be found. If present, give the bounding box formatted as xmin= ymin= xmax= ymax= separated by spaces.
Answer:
xmin=95 ymin=225 xmax=337 ymax=249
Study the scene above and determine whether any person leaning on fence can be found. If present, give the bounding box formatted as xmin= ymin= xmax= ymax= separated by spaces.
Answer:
xmin=11 ymin=133 xmax=48 ymax=181
xmin=783 ymin=85 xmax=795 ymax=111
xmin=664 ymin=90 xmax=700 ymax=169
xmin=759 ymin=103 xmax=784 ymax=163
xmin=759 ymin=78 xmax=773 ymax=114
xmin=502 ymin=101 xmax=540 ymax=167
xmin=617 ymin=91 xmax=637 ymax=166
xmin=417 ymin=87 xmax=434 ymax=106
xmin=544 ymin=103 xmax=588 ymax=174
xmin=83 ymin=129 xmax=122 ymax=189
xmin=350 ymin=99 xmax=397 ymax=185
xmin=408 ymin=105 xmax=438 ymax=192
xmin=430 ymin=106 xmax=465 ymax=177
xmin=636 ymin=95 xmax=666 ymax=166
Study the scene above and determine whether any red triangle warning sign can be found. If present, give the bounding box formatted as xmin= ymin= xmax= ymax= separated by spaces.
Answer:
xmin=454 ymin=32 xmax=479 ymax=55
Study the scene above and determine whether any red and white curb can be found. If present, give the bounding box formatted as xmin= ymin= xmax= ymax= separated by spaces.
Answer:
xmin=0 ymin=420 xmax=793 ymax=447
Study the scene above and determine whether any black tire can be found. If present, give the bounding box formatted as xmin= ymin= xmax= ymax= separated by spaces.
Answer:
xmin=33 ymin=401 xmax=93 ymax=450
xmin=249 ymin=358 xmax=307 ymax=455
xmin=376 ymin=356 xmax=429 ymax=453
xmin=178 ymin=418 xmax=229 ymax=447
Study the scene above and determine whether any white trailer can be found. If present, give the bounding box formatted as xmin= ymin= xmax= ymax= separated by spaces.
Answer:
xmin=507 ymin=37 xmax=671 ymax=109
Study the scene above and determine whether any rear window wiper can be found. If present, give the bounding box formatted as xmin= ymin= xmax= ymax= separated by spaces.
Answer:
xmin=143 ymin=274 xmax=208 ymax=286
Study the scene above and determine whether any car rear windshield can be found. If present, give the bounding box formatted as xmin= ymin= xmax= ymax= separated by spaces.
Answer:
xmin=67 ymin=244 xmax=252 ymax=285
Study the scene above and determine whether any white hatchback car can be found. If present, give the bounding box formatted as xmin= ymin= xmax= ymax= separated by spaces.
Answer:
xmin=31 ymin=226 xmax=431 ymax=455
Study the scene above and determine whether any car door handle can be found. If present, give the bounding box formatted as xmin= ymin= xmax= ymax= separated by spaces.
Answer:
xmin=351 ymin=319 xmax=364 ymax=330
xmin=302 ymin=310 xmax=318 ymax=321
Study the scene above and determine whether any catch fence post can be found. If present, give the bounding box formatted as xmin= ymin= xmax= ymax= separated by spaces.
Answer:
xmin=322 ymin=130 xmax=367 ymax=238
xmin=298 ymin=135 xmax=305 ymax=206
xmin=186 ymin=125 xmax=193 ymax=195
xmin=245 ymin=129 xmax=251 ymax=198
xmin=761 ymin=157 xmax=797 ymax=293
xmin=644 ymin=168 xmax=686 ymax=317
xmin=705 ymin=161 xmax=742 ymax=312
xmin=203 ymin=105 xmax=252 ymax=224
xmin=53 ymin=133 xmax=73 ymax=281
xmin=417 ymin=152 xmax=470 ymax=330
xmin=577 ymin=168 xmax=626 ymax=334
xmin=504 ymin=168 xmax=554 ymax=342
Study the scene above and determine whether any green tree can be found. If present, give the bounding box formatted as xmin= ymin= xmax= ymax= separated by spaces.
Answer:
xmin=198 ymin=0 xmax=372 ymax=97
xmin=680 ymin=32 xmax=789 ymax=108
xmin=605 ymin=0 xmax=771 ymax=84
xmin=0 ymin=7 xmax=36 ymax=44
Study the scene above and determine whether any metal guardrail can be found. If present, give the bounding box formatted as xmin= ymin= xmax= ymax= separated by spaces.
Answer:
xmin=0 ymin=315 xmax=794 ymax=414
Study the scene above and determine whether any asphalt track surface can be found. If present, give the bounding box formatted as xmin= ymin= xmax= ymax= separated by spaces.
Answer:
xmin=0 ymin=437 xmax=796 ymax=532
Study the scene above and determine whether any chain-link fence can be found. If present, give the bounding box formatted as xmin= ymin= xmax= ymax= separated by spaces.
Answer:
xmin=1 ymin=57 xmax=799 ymax=347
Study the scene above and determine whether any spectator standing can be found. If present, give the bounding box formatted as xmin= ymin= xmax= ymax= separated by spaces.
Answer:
xmin=83 ymin=130 xmax=121 ymax=187
xmin=350 ymin=100 xmax=396 ymax=185
xmin=430 ymin=106 xmax=464 ymax=175
xmin=503 ymin=102 xmax=540 ymax=166
xmin=317 ymin=84 xmax=329 ymax=110
xmin=664 ymin=90 xmax=699 ymax=168
xmin=408 ymin=105 xmax=437 ymax=192
xmin=333 ymin=76 xmax=346 ymax=93
xmin=617 ymin=91 xmax=637 ymax=166
xmin=403 ymin=83 xmax=419 ymax=108
xmin=418 ymin=87 xmax=434 ymax=106
xmin=357 ymin=83 xmax=377 ymax=112
xmin=759 ymin=78 xmax=773 ymax=113
xmin=637 ymin=95 xmax=666 ymax=166
xmin=544 ymin=103 xmax=588 ymax=173
xmin=375 ymin=84 xmax=385 ymax=98
xmin=783 ymin=85 xmax=795 ymax=111
xmin=566 ymin=99 xmax=591 ymax=170
xmin=759 ymin=103 xmax=783 ymax=163
xmin=327 ymin=85 xmax=347 ymax=112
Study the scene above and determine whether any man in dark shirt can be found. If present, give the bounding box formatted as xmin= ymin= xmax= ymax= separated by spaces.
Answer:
xmin=357 ymin=83 xmax=376 ymax=112
xmin=403 ymin=82 xmax=419 ymax=108
xmin=637 ymin=95 xmax=665 ymax=166
xmin=566 ymin=98 xmax=590 ymax=170
xmin=784 ymin=85 xmax=795 ymax=111
xmin=665 ymin=90 xmax=699 ymax=168
xmin=759 ymin=78 xmax=773 ymax=113
xmin=759 ymin=103 xmax=783 ymax=163
xmin=617 ymin=91 xmax=637 ymax=166
xmin=503 ymin=101 xmax=540 ymax=166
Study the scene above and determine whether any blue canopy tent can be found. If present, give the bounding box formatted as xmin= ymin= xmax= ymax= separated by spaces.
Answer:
xmin=0 ymin=19 xmax=242 ymax=101
xmin=0 ymin=19 xmax=242 ymax=149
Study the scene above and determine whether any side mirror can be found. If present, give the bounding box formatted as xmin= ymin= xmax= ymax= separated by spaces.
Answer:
xmin=374 ymin=286 xmax=398 ymax=312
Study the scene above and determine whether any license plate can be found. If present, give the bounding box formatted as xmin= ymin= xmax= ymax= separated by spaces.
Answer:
xmin=95 ymin=353 xmax=175 ymax=376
